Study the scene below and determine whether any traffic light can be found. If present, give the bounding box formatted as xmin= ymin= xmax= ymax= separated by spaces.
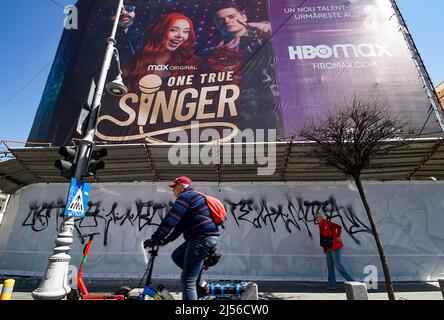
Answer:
xmin=85 ymin=147 xmax=107 ymax=177
xmin=54 ymin=146 xmax=77 ymax=179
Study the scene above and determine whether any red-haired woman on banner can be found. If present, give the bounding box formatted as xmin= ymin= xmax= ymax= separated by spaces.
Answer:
xmin=128 ymin=12 xmax=201 ymax=89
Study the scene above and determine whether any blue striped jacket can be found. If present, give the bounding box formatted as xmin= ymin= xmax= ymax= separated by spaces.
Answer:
xmin=152 ymin=187 xmax=220 ymax=243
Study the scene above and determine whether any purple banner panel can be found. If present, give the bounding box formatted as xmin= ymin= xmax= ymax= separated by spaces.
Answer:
xmin=269 ymin=0 xmax=438 ymax=138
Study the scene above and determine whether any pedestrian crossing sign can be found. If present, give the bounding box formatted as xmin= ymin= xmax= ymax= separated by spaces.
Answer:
xmin=64 ymin=178 xmax=91 ymax=218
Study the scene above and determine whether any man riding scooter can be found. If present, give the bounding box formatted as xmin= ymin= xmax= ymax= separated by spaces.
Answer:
xmin=143 ymin=176 xmax=220 ymax=300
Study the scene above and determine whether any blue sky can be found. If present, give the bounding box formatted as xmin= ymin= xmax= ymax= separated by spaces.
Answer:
xmin=0 ymin=0 xmax=443 ymax=143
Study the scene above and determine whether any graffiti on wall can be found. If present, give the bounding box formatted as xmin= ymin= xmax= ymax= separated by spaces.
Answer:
xmin=22 ymin=195 xmax=371 ymax=246
xmin=4 ymin=181 xmax=444 ymax=281
xmin=227 ymin=196 xmax=371 ymax=243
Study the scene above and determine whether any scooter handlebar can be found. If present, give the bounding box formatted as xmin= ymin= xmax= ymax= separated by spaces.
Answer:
xmin=147 ymin=244 xmax=160 ymax=256
xmin=81 ymin=232 xmax=101 ymax=240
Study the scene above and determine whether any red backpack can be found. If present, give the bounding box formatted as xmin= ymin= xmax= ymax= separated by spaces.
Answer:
xmin=197 ymin=192 xmax=227 ymax=227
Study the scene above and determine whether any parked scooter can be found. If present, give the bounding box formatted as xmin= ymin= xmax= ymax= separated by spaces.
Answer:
xmin=67 ymin=233 xmax=130 ymax=300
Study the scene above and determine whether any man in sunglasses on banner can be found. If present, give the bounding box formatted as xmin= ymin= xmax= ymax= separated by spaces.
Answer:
xmin=52 ymin=1 xmax=145 ymax=146
xmin=111 ymin=3 xmax=137 ymax=31
xmin=109 ymin=2 xmax=142 ymax=75
xmin=77 ymin=2 xmax=142 ymax=80
xmin=75 ymin=2 xmax=142 ymax=76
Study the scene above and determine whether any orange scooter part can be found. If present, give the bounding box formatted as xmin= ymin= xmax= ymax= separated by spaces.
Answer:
xmin=76 ymin=234 xmax=126 ymax=300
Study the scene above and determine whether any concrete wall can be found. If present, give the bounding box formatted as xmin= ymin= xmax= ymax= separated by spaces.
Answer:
xmin=0 ymin=181 xmax=443 ymax=282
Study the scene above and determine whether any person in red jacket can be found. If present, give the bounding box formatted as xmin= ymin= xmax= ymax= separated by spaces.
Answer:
xmin=314 ymin=212 xmax=355 ymax=289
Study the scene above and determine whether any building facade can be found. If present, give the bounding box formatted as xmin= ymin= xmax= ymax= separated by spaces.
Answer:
xmin=436 ymin=81 xmax=444 ymax=110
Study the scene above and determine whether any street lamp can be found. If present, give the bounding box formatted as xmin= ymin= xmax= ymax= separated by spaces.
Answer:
xmin=106 ymin=48 xmax=128 ymax=96
xmin=32 ymin=0 xmax=127 ymax=300
xmin=106 ymin=73 xmax=128 ymax=96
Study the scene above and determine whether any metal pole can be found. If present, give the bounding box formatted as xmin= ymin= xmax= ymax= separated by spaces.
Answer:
xmin=32 ymin=0 xmax=124 ymax=300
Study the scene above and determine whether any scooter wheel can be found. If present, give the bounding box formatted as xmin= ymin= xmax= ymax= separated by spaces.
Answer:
xmin=67 ymin=288 xmax=81 ymax=300
xmin=113 ymin=285 xmax=131 ymax=298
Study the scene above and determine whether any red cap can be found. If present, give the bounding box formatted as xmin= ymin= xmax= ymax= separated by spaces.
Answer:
xmin=168 ymin=176 xmax=192 ymax=188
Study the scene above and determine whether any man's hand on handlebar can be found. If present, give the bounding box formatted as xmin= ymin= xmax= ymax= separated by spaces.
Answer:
xmin=143 ymin=238 xmax=165 ymax=248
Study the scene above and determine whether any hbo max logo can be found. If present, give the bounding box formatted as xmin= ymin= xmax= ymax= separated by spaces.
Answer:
xmin=288 ymin=43 xmax=392 ymax=60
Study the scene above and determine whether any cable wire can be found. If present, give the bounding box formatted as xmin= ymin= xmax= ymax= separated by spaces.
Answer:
xmin=0 ymin=61 xmax=52 ymax=110
xmin=46 ymin=0 xmax=65 ymax=9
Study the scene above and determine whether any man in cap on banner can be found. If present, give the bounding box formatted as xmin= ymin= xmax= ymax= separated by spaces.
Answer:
xmin=200 ymin=1 xmax=283 ymax=138
xmin=143 ymin=176 xmax=220 ymax=300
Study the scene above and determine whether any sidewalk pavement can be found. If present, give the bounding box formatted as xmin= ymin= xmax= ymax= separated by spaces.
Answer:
xmin=2 ymin=279 xmax=443 ymax=300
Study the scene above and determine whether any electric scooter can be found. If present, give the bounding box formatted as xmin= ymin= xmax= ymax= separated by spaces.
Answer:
xmin=129 ymin=244 xmax=251 ymax=300
xmin=67 ymin=232 xmax=130 ymax=300
xmin=68 ymin=234 xmax=256 ymax=300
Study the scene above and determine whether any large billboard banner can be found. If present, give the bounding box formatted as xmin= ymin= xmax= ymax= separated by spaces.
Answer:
xmin=28 ymin=0 xmax=440 ymax=145
xmin=269 ymin=0 xmax=437 ymax=137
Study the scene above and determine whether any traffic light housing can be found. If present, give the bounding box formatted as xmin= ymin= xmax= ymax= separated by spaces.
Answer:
xmin=54 ymin=146 xmax=77 ymax=179
xmin=85 ymin=147 xmax=107 ymax=177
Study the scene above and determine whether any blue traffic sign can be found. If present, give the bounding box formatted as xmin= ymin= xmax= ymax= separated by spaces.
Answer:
xmin=64 ymin=178 xmax=91 ymax=218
